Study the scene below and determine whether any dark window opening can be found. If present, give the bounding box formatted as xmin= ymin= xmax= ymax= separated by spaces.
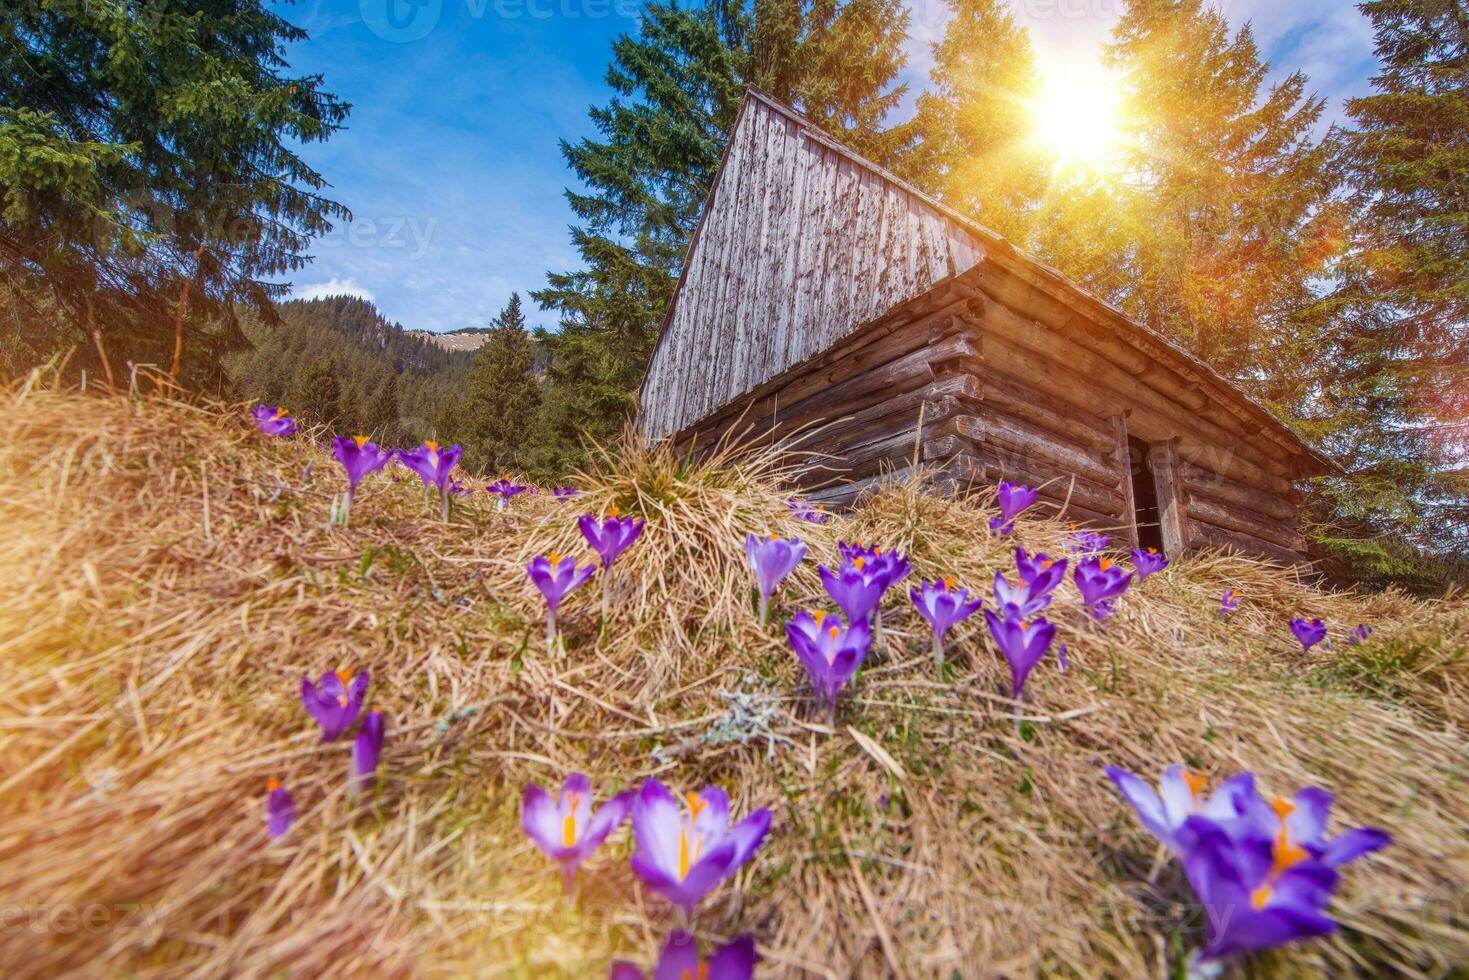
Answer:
xmin=1128 ymin=435 xmax=1165 ymax=553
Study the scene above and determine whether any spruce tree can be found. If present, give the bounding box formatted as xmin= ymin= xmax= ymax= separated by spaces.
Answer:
xmin=462 ymin=294 xmax=541 ymax=473
xmin=908 ymin=0 xmax=1046 ymax=243
xmin=1077 ymin=0 xmax=1341 ymax=390
xmin=1321 ymin=0 xmax=1469 ymax=556
xmin=0 ymin=0 xmax=349 ymax=385
xmin=533 ymin=0 xmax=913 ymax=468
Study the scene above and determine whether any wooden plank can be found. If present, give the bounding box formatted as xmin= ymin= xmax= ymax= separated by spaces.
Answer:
xmin=1180 ymin=460 xmax=1297 ymax=521
xmin=955 ymin=411 xmax=1120 ymax=487
xmin=945 ymin=453 xmax=1125 ymax=526
xmin=1189 ymin=520 xmax=1310 ymax=567
xmin=673 ymin=106 xmax=748 ymax=434
xmin=1111 ymin=415 xmax=1139 ymax=550
xmin=1184 ymin=490 xmax=1306 ymax=552
xmin=976 ymin=325 xmax=1293 ymax=496
xmin=967 ymin=360 xmax=1115 ymax=453
xmin=775 ymin=129 xmax=822 ymax=371
xmin=1148 ymin=440 xmax=1188 ymax=558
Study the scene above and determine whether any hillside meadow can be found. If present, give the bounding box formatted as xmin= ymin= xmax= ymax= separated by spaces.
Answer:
xmin=0 ymin=383 xmax=1465 ymax=978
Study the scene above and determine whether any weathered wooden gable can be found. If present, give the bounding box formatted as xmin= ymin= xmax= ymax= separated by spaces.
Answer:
xmin=640 ymin=91 xmax=986 ymax=439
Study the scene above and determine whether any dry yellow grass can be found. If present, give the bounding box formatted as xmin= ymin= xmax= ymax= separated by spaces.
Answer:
xmin=0 ymin=384 xmax=1465 ymax=978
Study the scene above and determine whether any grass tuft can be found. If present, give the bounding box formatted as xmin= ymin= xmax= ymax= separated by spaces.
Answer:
xmin=0 ymin=387 xmax=1465 ymax=977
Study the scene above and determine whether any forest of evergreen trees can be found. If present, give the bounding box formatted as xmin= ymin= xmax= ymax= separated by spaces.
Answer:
xmin=2 ymin=0 xmax=1464 ymax=587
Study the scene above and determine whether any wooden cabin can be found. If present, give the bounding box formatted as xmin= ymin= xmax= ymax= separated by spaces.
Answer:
xmin=638 ymin=90 xmax=1335 ymax=565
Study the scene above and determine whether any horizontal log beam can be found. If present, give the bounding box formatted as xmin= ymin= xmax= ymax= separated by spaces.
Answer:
xmin=1188 ymin=520 xmax=1311 ymax=567
xmin=1184 ymin=490 xmax=1307 ymax=553
xmin=954 ymin=412 xmax=1120 ymax=487
xmin=967 ymin=360 xmax=1116 ymax=454
xmin=1180 ymin=461 xmax=1297 ymax=522
xmin=979 ymin=301 xmax=1292 ymax=482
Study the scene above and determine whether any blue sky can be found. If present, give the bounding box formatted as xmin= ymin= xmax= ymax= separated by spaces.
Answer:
xmin=278 ymin=0 xmax=1382 ymax=333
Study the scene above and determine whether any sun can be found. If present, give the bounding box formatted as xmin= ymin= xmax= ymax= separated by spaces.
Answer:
xmin=1029 ymin=60 xmax=1126 ymax=171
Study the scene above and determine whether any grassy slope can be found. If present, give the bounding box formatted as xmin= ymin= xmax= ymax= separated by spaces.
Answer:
xmin=0 ymin=388 xmax=1464 ymax=978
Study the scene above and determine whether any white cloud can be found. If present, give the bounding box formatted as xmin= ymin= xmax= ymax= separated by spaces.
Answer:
xmin=289 ymin=277 xmax=377 ymax=303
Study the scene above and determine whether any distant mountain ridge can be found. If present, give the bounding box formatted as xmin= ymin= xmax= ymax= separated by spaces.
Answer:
xmin=408 ymin=328 xmax=492 ymax=353
xmin=226 ymin=294 xmax=472 ymax=443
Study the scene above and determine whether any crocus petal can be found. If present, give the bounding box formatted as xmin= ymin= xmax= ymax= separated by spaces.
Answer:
xmin=725 ymin=808 xmax=773 ymax=870
xmin=650 ymin=932 xmax=702 ymax=980
xmin=522 ymin=783 xmax=564 ymax=856
xmin=706 ymin=936 xmax=758 ymax=980
xmin=631 ymin=779 xmax=684 ymax=877
xmin=1105 ymin=766 xmax=1174 ymax=845
xmin=1320 ymin=827 xmax=1391 ymax=868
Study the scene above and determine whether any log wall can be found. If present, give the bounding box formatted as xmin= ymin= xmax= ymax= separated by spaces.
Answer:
xmin=643 ymin=90 xmax=1325 ymax=567
xmin=672 ymin=260 xmax=1315 ymax=566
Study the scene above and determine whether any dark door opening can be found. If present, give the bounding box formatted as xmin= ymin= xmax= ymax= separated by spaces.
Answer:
xmin=1127 ymin=435 xmax=1165 ymax=553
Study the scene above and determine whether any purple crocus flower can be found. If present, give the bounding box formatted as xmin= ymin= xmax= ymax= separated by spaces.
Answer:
xmin=1066 ymin=525 xmax=1111 ymax=557
xmin=1232 ymin=785 xmax=1392 ymax=871
xmin=989 ymin=481 xmax=1037 ymax=535
xmin=251 ymin=405 xmax=298 ymax=437
xmin=787 ymin=498 xmax=829 ymax=523
xmin=300 ymin=669 xmax=370 ymax=742
xmin=351 ymin=708 xmax=386 ymax=796
xmin=910 ymin=577 xmax=983 ymax=672
xmin=993 ymin=550 xmax=1067 ymax=619
xmin=983 ymin=609 xmax=1057 ymax=700
xmin=1131 ymin=546 xmax=1170 ymax=581
xmin=331 ymin=435 xmax=392 ymax=523
xmin=628 ymin=780 xmax=772 ymax=915
xmin=745 ymin=533 xmax=807 ymax=626
xmin=818 ymin=560 xmax=886 ymax=626
xmin=486 ymin=474 xmax=530 ymax=510
xmin=1290 ymin=617 xmax=1327 ymax=653
xmin=579 ymin=508 xmax=646 ymax=572
xmin=1221 ymin=589 xmax=1240 ymax=620
xmin=1105 ymin=765 xmax=1260 ymax=853
xmin=785 ymin=610 xmax=872 ymax=717
xmin=266 ymin=779 xmax=296 ymax=839
xmin=1347 ymin=623 xmax=1372 ymax=646
xmin=1107 ymin=764 xmax=1391 ymax=964
xmin=447 ymin=478 xmax=470 ymax=497
xmin=526 ymin=552 xmax=597 ymax=655
xmin=552 ymin=486 xmax=580 ymax=499
xmin=1073 ymin=556 xmax=1134 ymax=620
xmin=609 ymin=932 xmax=757 ymax=980
xmin=1177 ymin=816 xmax=1342 ymax=962
xmin=398 ymin=441 xmax=463 ymax=520
xmin=522 ymin=773 xmax=633 ymax=893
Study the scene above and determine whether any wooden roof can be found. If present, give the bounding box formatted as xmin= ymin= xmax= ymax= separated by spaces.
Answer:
xmin=639 ymin=89 xmax=1334 ymax=475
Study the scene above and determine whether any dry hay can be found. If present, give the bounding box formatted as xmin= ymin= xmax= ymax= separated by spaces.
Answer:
xmin=0 ymin=386 xmax=1465 ymax=978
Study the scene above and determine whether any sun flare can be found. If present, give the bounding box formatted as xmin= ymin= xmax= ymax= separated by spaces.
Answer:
xmin=1030 ymin=61 xmax=1125 ymax=171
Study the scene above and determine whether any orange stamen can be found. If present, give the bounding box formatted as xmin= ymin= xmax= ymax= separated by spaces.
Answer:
xmin=1182 ymin=770 xmax=1208 ymax=798
xmin=685 ymin=792 xmax=707 ymax=818
xmin=1099 ymin=557 xmax=1114 ymax=572
xmin=942 ymin=576 xmax=956 ymax=590
xmin=1251 ymin=884 xmax=1273 ymax=909
xmin=1272 ymin=796 xmax=1296 ymax=820
xmin=853 ymin=557 xmax=865 ymax=570
xmin=1146 ymin=547 xmax=1158 ymax=555
xmin=425 ymin=439 xmax=438 ymax=452
xmin=607 ymin=505 xmax=620 ymax=518
xmin=267 ymin=778 xmax=281 ymax=792
xmin=353 ymin=435 xmax=369 ymax=448
xmin=812 ymin=610 xmax=827 ymax=627
xmin=547 ymin=551 xmax=562 ymax=565
xmin=274 ymin=407 xmax=287 ymax=417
